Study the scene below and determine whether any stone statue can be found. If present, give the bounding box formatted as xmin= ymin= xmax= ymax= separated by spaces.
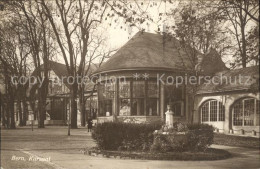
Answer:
xmin=165 ymin=105 xmax=174 ymax=128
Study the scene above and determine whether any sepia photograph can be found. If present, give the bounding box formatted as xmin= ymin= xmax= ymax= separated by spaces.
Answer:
xmin=0 ymin=0 xmax=259 ymax=169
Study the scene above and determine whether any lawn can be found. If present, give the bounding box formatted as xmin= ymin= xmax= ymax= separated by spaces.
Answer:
xmin=213 ymin=133 xmax=260 ymax=149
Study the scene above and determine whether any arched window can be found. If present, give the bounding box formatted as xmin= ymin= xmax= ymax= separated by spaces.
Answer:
xmin=233 ymin=98 xmax=260 ymax=126
xmin=201 ymin=100 xmax=225 ymax=122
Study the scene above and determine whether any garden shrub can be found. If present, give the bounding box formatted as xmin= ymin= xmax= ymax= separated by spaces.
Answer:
xmin=92 ymin=122 xmax=214 ymax=152
xmin=186 ymin=123 xmax=214 ymax=151
xmin=151 ymin=123 xmax=214 ymax=152
xmin=151 ymin=133 xmax=189 ymax=152
xmin=92 ymin=121 xmax=162 ymax=151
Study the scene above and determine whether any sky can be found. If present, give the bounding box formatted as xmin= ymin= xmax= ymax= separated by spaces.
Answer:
xmin=1 ymin=0 xmax=257 ymax=70
xmin=103 ymin=1 xmax=177 ymax=50
xmin=99 ymin=0 xmax=258 ymax=68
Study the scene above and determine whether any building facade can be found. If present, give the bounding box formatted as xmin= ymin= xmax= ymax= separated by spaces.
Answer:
xmin=92 ymin=32 xmax=259 ymax=137
xmin=194 ymin=66 xmax=259 ymax=136
xmin=23 ymin=61 xmax=97 ymax=126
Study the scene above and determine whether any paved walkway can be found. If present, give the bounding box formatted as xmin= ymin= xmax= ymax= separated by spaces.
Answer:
xmin=1 ymin=126 xmax=260 ymax=169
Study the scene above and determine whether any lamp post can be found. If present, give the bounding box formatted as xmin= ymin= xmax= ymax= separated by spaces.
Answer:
xmin=68 ymin=98 xmax=71 ymax=136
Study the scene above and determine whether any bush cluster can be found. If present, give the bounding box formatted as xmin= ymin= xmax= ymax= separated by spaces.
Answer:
xmin=151 ymin=123 xmax=214 ymax=152
xmin=92 ymin=122 xmax=214 ymax=152
xmin=92 ymin=122 xmax=162 ymax=151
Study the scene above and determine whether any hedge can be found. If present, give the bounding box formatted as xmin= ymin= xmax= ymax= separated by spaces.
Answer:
xmin=92 ymin=122 xmax=162 ymax=151
xmin=92 ymin=122 xmax=214 ymax=152
xmin=151 ymin=123 xmax=214 ymax=152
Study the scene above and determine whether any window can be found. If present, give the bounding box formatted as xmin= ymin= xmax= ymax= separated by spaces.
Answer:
xmin=98 ymin=82 xmax=115 ymax=117
xmin=147 ymin=81 xmax=159 ymax=116
xmin=132 ymin=81 xmax=145 ymax=116
xmin=164 ymin=85 xmax=183 ymax=116
xmin=218 ymin=102 xmax=225 ymax=121
xmin=201 ymin=100 xmax=225 ymax=122
xmin=244 ymin=99 xmax=254 ymax=126
xmin=233 ymin=100 xmax=243 ymax=126
xmin=86 ymin=97 xmax=97 ymax=119
xmin=233 ymin=98 xmax=259 ymax=126
xmin=119 ymin=81 xmax=131 ymax=116
xmin=210 ymin=100 xmax=218 ymax=121
xmin=201 ymin=102 xmax=209 ymax=122
xmin=117 ymin=80 xmax=160 ymax=116
xmin=98 ymin=79 xmax=162 ymax=117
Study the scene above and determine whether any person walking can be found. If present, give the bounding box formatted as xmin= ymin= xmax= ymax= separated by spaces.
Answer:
xmin=87 ymin=118 xmax=93 ymax=132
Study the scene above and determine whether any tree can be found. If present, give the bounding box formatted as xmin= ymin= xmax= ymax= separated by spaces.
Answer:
xmin=219 ymin=0 xmax=259 ymax=68
xmin=0 ymin=22 xmax=24 ymax=129
xmin=163 ymin=1 xmax=230 ymax=123
xmin=1 ymin=0 xmax=142 ymax=128
xmin=40 ymin=0 xmax=122 ymax=128
xmin=225 ymin=0 xmax=259 ymax=22
xmin=0 ymin=0 xmax=57 ymax=128
xmin=245 ymin=26 xmax=259 ymax=65
xmin=15 ymin=1 xmax=55 ymax=128
xmin=78 ymin=33 xmax=116 ymax=126
xmin=0 ymin=1 xmax=29 ymax=127
xmin=40 ymin=0 xmax=95 ymax=128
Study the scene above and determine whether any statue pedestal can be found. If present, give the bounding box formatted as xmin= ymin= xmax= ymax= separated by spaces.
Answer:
xmin=165 ymin=110 xmax=174 ymax=128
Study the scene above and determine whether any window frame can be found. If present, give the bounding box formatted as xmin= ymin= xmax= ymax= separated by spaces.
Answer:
xmin=98 ymin=79 xmax=161 ymax=117
xmin=201 ymin=100 xmax=225 ymax=122
xmin=132 ymin=81 xmax=146 ymax=116
xmin=146 ymin=81 xmax=160 ymax=116
xmin=118 ymin=79 xmax=160 ymax=116
xmin=164 ymin=84 xmax=184 ymax=116
xmin=97 ymin=82 xmax=116 ymax=117
xmin=118 ymin=81 xmax=131 ymax=116
xmin=233 ymin=98 xmax=259 ymax=127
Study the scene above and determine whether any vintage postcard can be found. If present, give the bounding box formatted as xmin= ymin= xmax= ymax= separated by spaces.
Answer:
xmin=0 ymin=0 xmax=259 ymax=169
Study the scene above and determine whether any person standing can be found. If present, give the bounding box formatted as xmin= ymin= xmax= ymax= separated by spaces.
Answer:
xmin=87 ymin=118 xmax=93 ymax=132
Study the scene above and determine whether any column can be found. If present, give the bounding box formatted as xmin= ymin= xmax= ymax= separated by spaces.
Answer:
xmin=160 ymin=83 xmax=165 ymax=120
xmin=224 ymin=97 xmax=231 ymax=134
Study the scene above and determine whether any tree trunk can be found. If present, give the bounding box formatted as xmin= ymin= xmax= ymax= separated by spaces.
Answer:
xmin=6 ymin=103 xmax=10 ymax=128
xmin=38 ymin=76 xmax=49 ymax=128
xmin=9 ymin=97 xmax=16 ymax=129
xmin=18 ymin=100 xmax=23 ymax=126
xmin=0 ymin=93 xmax=2 ymax=125
xmin=22 ymin=99 xmax=28 ymax=126
xmin=71 ymin=83 xmax=78 ymax=129
xmin=241 ymin=25 xmax=247 ymax=68
xmin=80 ymin=101 xmax=86 ymax=127
xmin=38 ymin=93 xmax=47 ymax=128
xmin=2 ymin=103 xmax=6 ymax=127
xmin=38 ymin=98 xmax=45 ymax=128
xmin=79 ymin=86 xmax=86 ymax=127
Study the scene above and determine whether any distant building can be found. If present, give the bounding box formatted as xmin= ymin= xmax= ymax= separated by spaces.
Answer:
xmin=195 ymin=66 xmax=259 ymax=135
xmin=92 ymin=32 xmax=259 ymax=137
xmin=23 ymin=60 xmax=98 ymax=126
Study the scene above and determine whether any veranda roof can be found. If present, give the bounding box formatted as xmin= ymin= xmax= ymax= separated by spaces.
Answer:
xmin=197 ymin=66 xmax=259 ymax=94
xmin=94 ymin=32 xmax=227 ymax=74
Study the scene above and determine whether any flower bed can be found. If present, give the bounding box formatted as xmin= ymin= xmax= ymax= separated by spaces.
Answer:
xmin=84 ymin=147 xmax=231 ymax=161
